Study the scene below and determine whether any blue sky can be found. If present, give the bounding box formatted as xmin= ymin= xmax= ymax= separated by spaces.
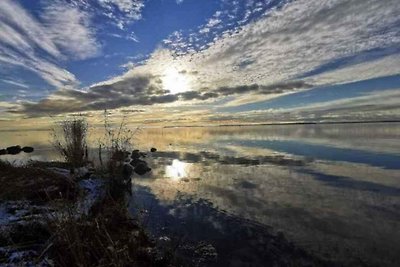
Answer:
xmin=0 ymin=0 xmax=399 ymax=127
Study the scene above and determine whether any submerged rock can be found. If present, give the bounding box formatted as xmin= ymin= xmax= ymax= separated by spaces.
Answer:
xmin=6 ymin=146 xmax=22 ymax=155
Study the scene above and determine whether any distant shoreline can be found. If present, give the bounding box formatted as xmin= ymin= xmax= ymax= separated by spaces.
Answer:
xmin=163 ymin=120 xmax=400 ymax=129
xmin=0 ymin=120 xmax=399 ymax=132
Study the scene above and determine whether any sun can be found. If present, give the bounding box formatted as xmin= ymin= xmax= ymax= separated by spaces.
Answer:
xmin=162 ymin=68 xmax=191 ymax=94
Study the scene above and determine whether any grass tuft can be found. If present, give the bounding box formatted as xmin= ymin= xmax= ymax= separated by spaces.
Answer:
xmin=52 ymin=117 xmax=89 ymax=171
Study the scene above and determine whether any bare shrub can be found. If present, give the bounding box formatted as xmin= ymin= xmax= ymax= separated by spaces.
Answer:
xmin=96 ymin=111 xmax=139 ymax=197
xmin=99 ymin=111 xmax=137 ymax=167
xmin=52 ymin=117 xmax=88 ymax=171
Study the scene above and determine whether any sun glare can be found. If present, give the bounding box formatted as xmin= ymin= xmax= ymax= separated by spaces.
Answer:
xmin=165 ymin=159 xmax=188 ymax=181
xmin=162 ymin=68 xmax=190 ymax=94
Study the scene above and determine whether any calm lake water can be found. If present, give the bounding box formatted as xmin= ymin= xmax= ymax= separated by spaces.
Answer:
xmin=1 ymin=122 xmax=400 ymax=266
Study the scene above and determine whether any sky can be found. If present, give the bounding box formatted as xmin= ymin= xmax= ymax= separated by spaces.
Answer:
xmin=0 ymin=0 xmax=399 ymax=129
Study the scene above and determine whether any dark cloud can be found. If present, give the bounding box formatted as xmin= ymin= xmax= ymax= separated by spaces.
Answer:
xmin=9 ymin=73 xmax=311 ymax=117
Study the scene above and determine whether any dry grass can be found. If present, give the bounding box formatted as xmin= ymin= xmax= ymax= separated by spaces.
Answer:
xmin=98 ymin=111 xmax=137 ymax=173
xmin=96 ymin=111 xmax=140 ymax=199
xmin=46 ymin=198 xmax=171 ymax=267
xmin=0 ymin=160 xmax=77 ymax=201
xmin=52 ymin=117 xmax=89 ymax=170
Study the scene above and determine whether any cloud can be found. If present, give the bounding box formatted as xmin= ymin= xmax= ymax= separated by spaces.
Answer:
xmin=0 ymin=79 xmax=29 ymax=89
xmin=208 ymin=89 xmax=400 ymax=123
xmin=164 ymin=0 xmax=400 ymax=91
xmin=41 ymin=1 xmax=101 ymax=60
xmin=10 ymin=74 xmax=310 ymax=117
xmin=97 ymin=0 xmax=145 ymax=29
xmin=305 ymin=54 xmax=400 ymax=86
xmin=4 ymin=0 xmax=400 ymax=123
xmin=164 ymin=0 xmax=276 ymax=54
xmin=0 ymin=0 xmax=102 ymax=88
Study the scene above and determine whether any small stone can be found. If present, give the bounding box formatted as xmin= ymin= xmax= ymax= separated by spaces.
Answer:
xmin=22 ymin=146 xmax=34 ymax=153
xmin=150 ymin=147 xmax=157 ymax=152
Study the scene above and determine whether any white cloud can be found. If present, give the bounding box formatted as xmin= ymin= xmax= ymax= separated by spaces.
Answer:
xmin=42 ymin=0 xmax=398 ymax=115
xmin=0 ymin=0 xmax=102 ymax=89
xmin=3 ymin=0 xmax=400 ymax=121
xmin=1 ymin=79 xmax=29 ymax=89
xmin=305 ymin=54 xmax=400 ymax=86
xmin=41 ymin=1 xmax=101 ymax=60
xmin=0 ymin=0 xmax=61 ymax=58
xmin=282 ymin=89 xmax=400 ymax=122
xmin=159 ymin=0 xmax=400 ymax=98
xmin=205 ymin=89 xmax=400 ymax=123
xmin=97 ymin=0 xmax=145 ymax=29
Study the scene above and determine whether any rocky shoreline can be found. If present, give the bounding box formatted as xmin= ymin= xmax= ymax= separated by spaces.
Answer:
xmin=0 ymin=145 xmax=34 ymax=156
xmin=0 ymin=146 xmax=175 ymax=266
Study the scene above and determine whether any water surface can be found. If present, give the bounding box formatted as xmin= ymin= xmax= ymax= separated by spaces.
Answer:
xmin=1 ymin=123 xmax=399 ymax=266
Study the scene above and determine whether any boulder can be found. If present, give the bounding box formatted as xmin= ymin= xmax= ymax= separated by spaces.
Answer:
xmin=131 ymin=149 xmax=140 ymax=159
xmin=150 ymin=147 xmax=157 ymax=152
xmin=130 ymin=158 xmax=147 ymax=167
xmin=134 ymin=162 xmax=151 ymax=175
xmin=6 ymin=145 xmax=22 ymax=155
xmin=22 ymin=146 xmax=34 ymax=153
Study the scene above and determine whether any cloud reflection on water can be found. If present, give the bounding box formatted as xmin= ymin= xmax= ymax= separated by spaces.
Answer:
xmin=1 ymin=123 xmax=400 ymax=265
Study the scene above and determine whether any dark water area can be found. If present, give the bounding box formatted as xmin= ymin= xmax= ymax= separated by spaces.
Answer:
xmin=1 ymin=122 xmax=400 ymax=266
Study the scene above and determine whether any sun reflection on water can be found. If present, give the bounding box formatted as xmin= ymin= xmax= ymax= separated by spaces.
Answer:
xmin=165 ymin=159 xmax=188 ymax=180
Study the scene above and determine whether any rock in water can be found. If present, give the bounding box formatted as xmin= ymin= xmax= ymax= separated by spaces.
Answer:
xmin=130 ymin=158 xmax=147 ymax=167
xmin=134 ymin=162 xmax=151 ymax=175
xmin=0 ymin=149 xmax=7 ymax=155
xmin=122 ymin=164 xmax=134 ymax=180
xmin=150 ymin=147 xmax=157 ymax=152
xmin=131 ymin=149 xmax=140 ymax=159
xmin=22 ymin=146 xmax=34 ymax=153
xmin=6 ymin=145 xmax=22 ymax=155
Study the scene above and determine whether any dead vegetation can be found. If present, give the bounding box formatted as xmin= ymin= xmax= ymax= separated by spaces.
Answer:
xmin=45 ymin=198 xmax=172 ymax=267
xmin=0 ymin=160 xmax=77 ymax=202
xmin=52 ymin=117 xmax=89 ymax=171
